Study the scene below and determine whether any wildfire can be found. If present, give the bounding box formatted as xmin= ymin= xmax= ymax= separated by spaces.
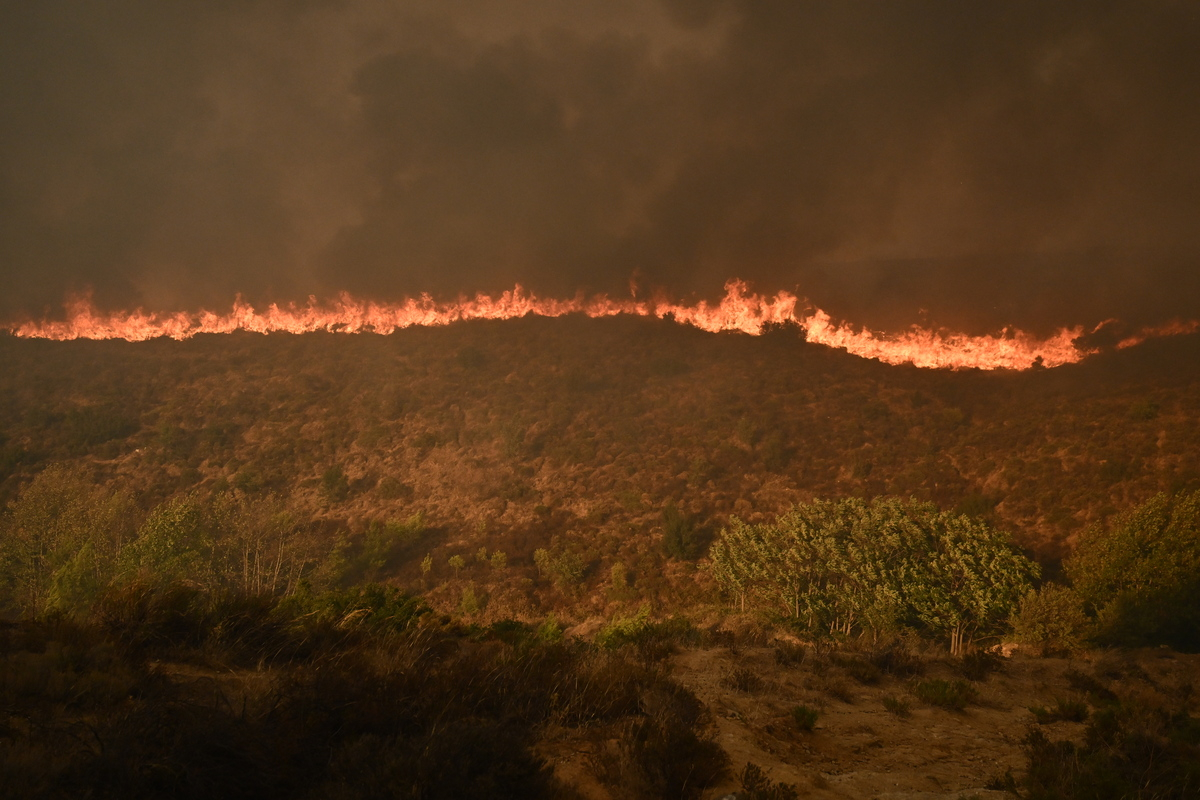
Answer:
xmin=6 ymin=281 xmax=1194 ymax=370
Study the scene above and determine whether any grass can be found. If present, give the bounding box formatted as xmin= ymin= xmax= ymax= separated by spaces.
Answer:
xmin=834 ymin=654 xmax=884 ymax=685
xmin=958 ymin=649 xmax=1003 ymax=681
xmin=912 ymin=679 xmax=978 ymax=710
xmin=773 ymin=641 xmax=806 ymax=667
xmin=882 ymin=695 xmax=911 ymax=718
xmin=1063 ymin=669 xmax=1118 ymax=704
xmin=723 ymin=667 xmax=765 ymax=693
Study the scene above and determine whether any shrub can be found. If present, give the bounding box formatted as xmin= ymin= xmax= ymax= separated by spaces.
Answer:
xmin=866 ymin=639 xmax=926 ymax=678
xmin=533 ymin=546 xmax=587 ymax=591
xmin=790 ymin=704 xmax=819 ymax=732
xmin=355 ymin=514 xmax=426 ymax=581
xmin=321 ymin=465 xmax=350 ymax=503
xmin=882 ymin=695 xmax=911 ymax=718
xmin=535 ymin=614 xmax=563 ymax=644
xmin=662 ymin=503 xmax=706 ymax=560
xmin=739 ymin=762 xmax=801 ymax=800
xmin=818 ymin=674 xmax=856 ymax=703
xmin=1011 ymin=584 xmax=1089 ymax=655
xmin=1066 ymin=491 xmax=1200 ymax=652
xmin=773 ymin=641 xmax=806 ymax=667
xmin=595 ymin=606 xmax=699 ymax=660
xmin=599 ymin=683 xmax=728 ymax=800
xmin=1029 ymin=697 xmax=1089 ymax=724
xmin=296 ymin=584 xmax=430 ymax=634
xmin=912 ymin=679 xmax=977 ymax=710
xmin=834 ymin=654 xmax=883 ymax=685
xmin=1022 ymin=699 xmax=1200 ymax=799
xmin=460 ymin=584 xmax=483 ymax=615
xmin=722 ymin=667 xmax=765 ymax=694
xmin=958 ymin=648 xmax=1004 ymax=681
xmin=1063 ymin=669 xmax=1118 ymax=705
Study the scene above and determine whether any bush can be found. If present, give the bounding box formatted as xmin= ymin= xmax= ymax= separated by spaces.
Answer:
xmin=1029 ymin=697 xmax=1089 ymax=724
xmin=739 ymin=762 xmax=801 ymax=800
xmin=790 ymin=704 xmax=819 ymax=732
xmin=321 ymin=465 xmax=350 ymax=503
xmin=1066 ymin=491 xmax=1200 ymax=652
xmin=865 ymin=638 xmax=926 ymax=678
xmin=773 ymin=641 xmax=806 ymax=667
xmin=1063 ymin=669 xmax=1118 ymax=705
xmin=1022 ymin=698 xmax=1200 ymax=799
xmin=662 ymin=503 xmax=706 ymax=560
xmin=4 ymin=585 xmax=732 ymax=800
xmin=912 ymin=679 xmax=977 ymax=710
xmin=882 ymin=695 xmax=911 ymax=718
xmin=1011 ymin=584 xmax=1090 ymax=655
xmin=595 ymin=606 xmax=699 ymax=660
xmin=533 ymin=546 xmax=587 ymax=591
xmin=834 ymin=654 xmax=883 ymax=685
xmin=722 ymin=667 xmax=764 ymax=694
xmin=958 ymin=648 xmax=1004 ymax=681
xmin=598 ymin=683 xmax=728 ymax=800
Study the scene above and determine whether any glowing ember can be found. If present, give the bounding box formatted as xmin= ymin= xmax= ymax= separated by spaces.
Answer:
xmin=5 ymin=280 xmax=1195 ymax=370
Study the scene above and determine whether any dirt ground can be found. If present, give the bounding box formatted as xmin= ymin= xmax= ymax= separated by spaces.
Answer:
xmin=544 ymin=642 xmax=1200 ymax=799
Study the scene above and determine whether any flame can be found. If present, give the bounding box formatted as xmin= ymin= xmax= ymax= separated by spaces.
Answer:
xmin=1114 ymin=319 xmax=1200 ymax=350
xmin=6 ymin=280 xmax=1195 ymax=370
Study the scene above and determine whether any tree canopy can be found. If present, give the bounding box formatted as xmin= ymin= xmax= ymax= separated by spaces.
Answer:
xmin=1065 ymin=490 xmax=1200 ymax=651
xmin=709 ymin=497 xmax=1037 ymax=653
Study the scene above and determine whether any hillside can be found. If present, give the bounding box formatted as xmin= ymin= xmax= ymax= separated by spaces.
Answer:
xmin=2 ymin=318 xmax=1199 ymax=618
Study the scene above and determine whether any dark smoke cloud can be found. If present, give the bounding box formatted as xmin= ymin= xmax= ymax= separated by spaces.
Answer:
xmin=2 ymin=0 xmax=1198 ymax=333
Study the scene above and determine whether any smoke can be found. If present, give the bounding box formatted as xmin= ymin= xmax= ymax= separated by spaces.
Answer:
xmin=2 ymin=1 xmax=1198 ymax=334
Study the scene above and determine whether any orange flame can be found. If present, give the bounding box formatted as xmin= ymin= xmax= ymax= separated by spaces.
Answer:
xmin=1114 ymin=319 xmax=1200 ymax=350
xmin=6 ymin=280 xmax=1195 ymax=370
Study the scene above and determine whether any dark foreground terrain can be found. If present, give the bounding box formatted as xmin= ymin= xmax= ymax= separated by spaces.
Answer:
xmin=2 ymin=587 xmax=1198 ymax=799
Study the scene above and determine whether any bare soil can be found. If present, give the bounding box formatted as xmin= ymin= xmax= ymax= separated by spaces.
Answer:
xmin=545 ymin=643 xmax=1200 ymax=799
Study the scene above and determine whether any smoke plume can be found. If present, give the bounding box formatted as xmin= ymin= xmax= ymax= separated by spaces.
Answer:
xmin=2 ymin=1 xmax=1198 ymax=334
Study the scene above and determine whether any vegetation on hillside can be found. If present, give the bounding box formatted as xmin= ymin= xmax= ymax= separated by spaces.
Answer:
xmin=1 ymin=323 xmax=1199 ymax=796
xmin=709 ymin=497 xmax=1037 ymax=653
xmin=1014 ymin=489 xmax=1200 ymax=653
xmin=0 ymin=321 xmax=1197 ymax=573
xmin=0 ymin=583 xmax=727 ymax=799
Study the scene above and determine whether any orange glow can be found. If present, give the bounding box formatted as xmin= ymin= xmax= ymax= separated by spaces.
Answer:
xmin=6 ymin=280 xmax=1195 ymax=370
xmin=1114 ymin=319 xmax=1200 ymax=350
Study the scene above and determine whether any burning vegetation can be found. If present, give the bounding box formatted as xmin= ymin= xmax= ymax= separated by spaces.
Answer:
xmin=9 ymin=280 xmax=1199 ymax=370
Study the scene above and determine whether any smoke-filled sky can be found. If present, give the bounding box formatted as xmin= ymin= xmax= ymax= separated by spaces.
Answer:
xmin=2 ymin=0 xmax=1199 ymax=334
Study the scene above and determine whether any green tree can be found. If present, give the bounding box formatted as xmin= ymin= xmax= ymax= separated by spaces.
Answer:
xmin=118 ymin=496 xmax=212 ymax=588
xmin=489 ymin=550 xmax=508 ymax=571
xmin=210 ymin=491 xmax=319 ymax=595
xmin=662 ymin=503 xmax=705 ymax=560
xmin=1011 ymin=584 xmax=1089 ymax=655
xmin=709 ymin=497 xmax=1037 ymax=652
xmin=1065 ymin=491 xmax=1200 ymax=650
xmin=906 ymin=511 xmax=1037 ymax=655
xmin=533 ymin=545 xmax=587 ymax=590
xmin=709 ymin=517 xmax=767 ymax=613
xmin=0 ymin=465 xmax=132 ymax=614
